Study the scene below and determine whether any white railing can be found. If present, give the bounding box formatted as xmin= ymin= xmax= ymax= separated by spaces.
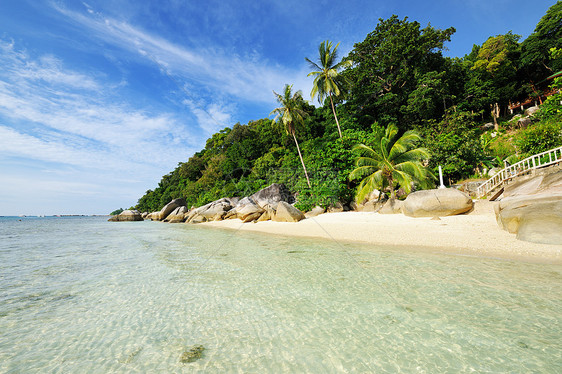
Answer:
xmin=476 ymin=145 xmax=562 ymax=198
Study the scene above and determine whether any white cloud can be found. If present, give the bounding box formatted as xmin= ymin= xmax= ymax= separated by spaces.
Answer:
xmin=51 ymin=2 xmax=313 ymax=108
xmin=0 ymin=40 xmax=198 ymax=170
xmin=183 ymin=99 xmax=235 ymax=135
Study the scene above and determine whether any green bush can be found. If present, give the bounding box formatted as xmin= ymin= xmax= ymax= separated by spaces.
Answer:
xmin=514 ymin=120 xmax=562 ymax=156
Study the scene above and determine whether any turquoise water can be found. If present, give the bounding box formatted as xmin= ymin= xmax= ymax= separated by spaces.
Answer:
xmin=0 ymin=216 xmax=560 ymax=373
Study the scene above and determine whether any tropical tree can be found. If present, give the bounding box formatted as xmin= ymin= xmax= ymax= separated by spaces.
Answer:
xmin=350 ymin=124 xmax=433 ymax=202
xmin=520 ymin=1 xmax=562 ymax=81
xmin=306 ymin=40 xmax=352 ymax=138
xmin=270 ymin=84 xmax=312 ymax=187
xmin=343 ymin=16 xmax=455 ymax=129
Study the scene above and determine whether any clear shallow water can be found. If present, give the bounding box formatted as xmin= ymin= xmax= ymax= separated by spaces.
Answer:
xmin=0 ymin=216 xmax=560 ymax=373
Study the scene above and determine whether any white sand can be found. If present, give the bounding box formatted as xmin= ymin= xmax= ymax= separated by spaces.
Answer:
xmin=202 ymin=201 xmax=562 ymax=264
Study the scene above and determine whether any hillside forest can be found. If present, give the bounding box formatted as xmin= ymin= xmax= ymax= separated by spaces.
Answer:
xmin=134 ymin=2 xmax=562 ymax=213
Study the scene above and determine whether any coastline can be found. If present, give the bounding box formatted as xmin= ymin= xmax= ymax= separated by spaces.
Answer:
xmin=202 ymin=201 xmax=562 ymax=265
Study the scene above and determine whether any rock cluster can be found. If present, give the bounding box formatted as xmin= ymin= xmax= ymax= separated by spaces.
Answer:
xmin=125 ymin=183 xmax=307 ymax=225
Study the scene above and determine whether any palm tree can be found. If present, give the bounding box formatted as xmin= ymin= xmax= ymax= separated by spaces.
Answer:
xmin=270 ymin=84 xmax=312 ymax=188
xmin=349 ymin=124 xmax=433 ymax=202
xmin=306 ymin=40 xmax=352 ymax=138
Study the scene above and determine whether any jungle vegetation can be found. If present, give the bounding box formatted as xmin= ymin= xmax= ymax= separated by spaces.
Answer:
xmin=135 ymin=2 xmax=562 ymax=213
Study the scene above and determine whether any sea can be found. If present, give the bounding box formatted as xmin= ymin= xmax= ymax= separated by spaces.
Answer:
xmin=0 ymin=216 xmax=560 ymax=373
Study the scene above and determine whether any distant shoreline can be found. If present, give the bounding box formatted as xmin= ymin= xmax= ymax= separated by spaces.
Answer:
xmin=202 ymin=201 xmax=562 ymax=265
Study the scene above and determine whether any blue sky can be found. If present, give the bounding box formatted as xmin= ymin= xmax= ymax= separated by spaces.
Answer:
xmin=0 ymin=0 xmax=555 ymax=215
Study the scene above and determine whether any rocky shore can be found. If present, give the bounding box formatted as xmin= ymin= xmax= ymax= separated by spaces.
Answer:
xmin=109 ymin=168 xmax=562 ymax=260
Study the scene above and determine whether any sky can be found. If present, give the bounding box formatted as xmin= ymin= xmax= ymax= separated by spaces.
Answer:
xmin=0 ymin=0 xmax=556 ymax=215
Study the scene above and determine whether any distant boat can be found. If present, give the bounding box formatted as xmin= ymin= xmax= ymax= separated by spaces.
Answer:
xmin=18 ymin=215 xmax=26 ymax=217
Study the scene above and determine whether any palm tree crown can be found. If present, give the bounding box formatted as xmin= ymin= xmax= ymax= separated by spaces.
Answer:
xmin=349 ymin=124 xmax=433 ymax=202
xmin=270 ymin=84 xmax=311 ymax=188
xmin=306 ymin=40 xmax=352 ymax=138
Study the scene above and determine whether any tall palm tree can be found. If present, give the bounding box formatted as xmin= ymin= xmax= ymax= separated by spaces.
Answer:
xmin=270 ymin=84 xmax=311 ymax=188
xmin=306 ymin=40 xmax=352 ymax=138
xmin=349 ymin=124 xmax=433 ymax=202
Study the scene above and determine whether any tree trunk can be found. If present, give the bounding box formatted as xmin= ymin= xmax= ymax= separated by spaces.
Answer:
xmin=329 ymin=94 xmax=342 ymax=138
xmin=292 ymin=132 xmax=311 ymax=188
xmin=492 ymin=102 xmax=499 ymax=131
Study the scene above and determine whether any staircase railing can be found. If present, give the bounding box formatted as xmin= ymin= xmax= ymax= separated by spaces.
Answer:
xmin=476 ymin=145 xmax=562 ymax=198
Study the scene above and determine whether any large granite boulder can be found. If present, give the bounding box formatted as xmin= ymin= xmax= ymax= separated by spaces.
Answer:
xmin=305 ymin=205 xmax=325 ymax=218
xmin=185 ymin=198 xmax=237 ymax=223
xmin=496 ymin=194 xmax=562 ymax=244
xmin=272 ymin=201 xmax=305 ymax=222
xmin=378 ymin=199 xmax=403 ymax=214
xmin=108 ymin=209 xmax=143 ymax=222
xmin=327 ymin=202 xmax=345 ymax=213
xmin=402 ymin=188 xmax=473 ymax=217
xmin=495 ymin=167 xmax=562 ymax=244
xmin=250 ymin=183 xmax=294 ymax=209
xmin=524 ymin=105 xmax=540 ymax=117
xmin=165 ymin=206 xmax=189 ymax=223
xmin=236 ymin=201 xmax=264 ymax=221
xmin=155 ymin=198 xmax=186 ymax=221
xmin=197 ymin=198 xmax=235 ymax=220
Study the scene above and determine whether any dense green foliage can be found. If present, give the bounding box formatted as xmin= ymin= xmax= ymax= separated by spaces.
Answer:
xmin=110 ymin=208 xmax=124 ymax=216
xmin=135 ymin=3 xmax=562 ymax=212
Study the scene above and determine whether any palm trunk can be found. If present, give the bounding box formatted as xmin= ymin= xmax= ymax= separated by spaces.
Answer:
xmin=329 ymin=94 xmax=342 ymax=138
xmin=292 ymin=132 xmax=311 ymax=188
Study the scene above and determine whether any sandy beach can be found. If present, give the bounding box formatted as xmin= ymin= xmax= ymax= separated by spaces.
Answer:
xmin=203 ymin=201 xmax=562 ymax=264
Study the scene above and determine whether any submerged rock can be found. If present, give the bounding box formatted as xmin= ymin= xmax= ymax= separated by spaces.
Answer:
xmin=180 ymin=345 xmax=205 ymax=363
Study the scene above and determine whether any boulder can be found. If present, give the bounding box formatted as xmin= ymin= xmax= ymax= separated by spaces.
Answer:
xmin=402 ymin=188 xmax=473 ymax=217
xmin=223 ymin=208 xmax=238 ymax=220
xmin=155 ymin=198 xmax=186 ymax=221
xmin=496 ymin=194 xmax=562 ymax=244
xmin=184 ymin=198 xmax=237 ymax=223
xmin=165 ymin=206 xmax=189 ymax=223
xmin=108 ymin=210 xmax=143 ymax=222
xmin=362 ymin=200 xmax=385 ymax=213
xmin=524 ymin=105 xmax=540 ymax=117
xmin=503 ymin=168 xmax=562 ymax=198
xmin=196 ymin=198 xmax=235 ymax=220
xmin=250 ymin=183 xmax=294 ymax=208
xmin=242 ymin=212 xmax=263 ymax=223
xmin=517 ymin=117 xmax=532 ymax=129
xmin=482 ymin=122 xmax=495 ymax=130
xmin=256 ymin=205 xmax=276 ymax=222
xmin=257 ymin=210 xmax=272 ymax=222
xmin=272 ymin=201 xmax=305 ymax=222
xmin=141 ymin=212 xmax=148 ymax=219
xmin=189 ymin=214 xmax=207 ymax=224
xmin=327 ymin=202 xmax=344 ymax=213
xmin=378 ymin=199 xmax=403 ymax=214
xmin=236 ymin=202 xmax=264 ymax=221
xmin=305 ymin=205 xmax=325 ymax=218
xmin=495 ymin=168 xmax=562 ymax=244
